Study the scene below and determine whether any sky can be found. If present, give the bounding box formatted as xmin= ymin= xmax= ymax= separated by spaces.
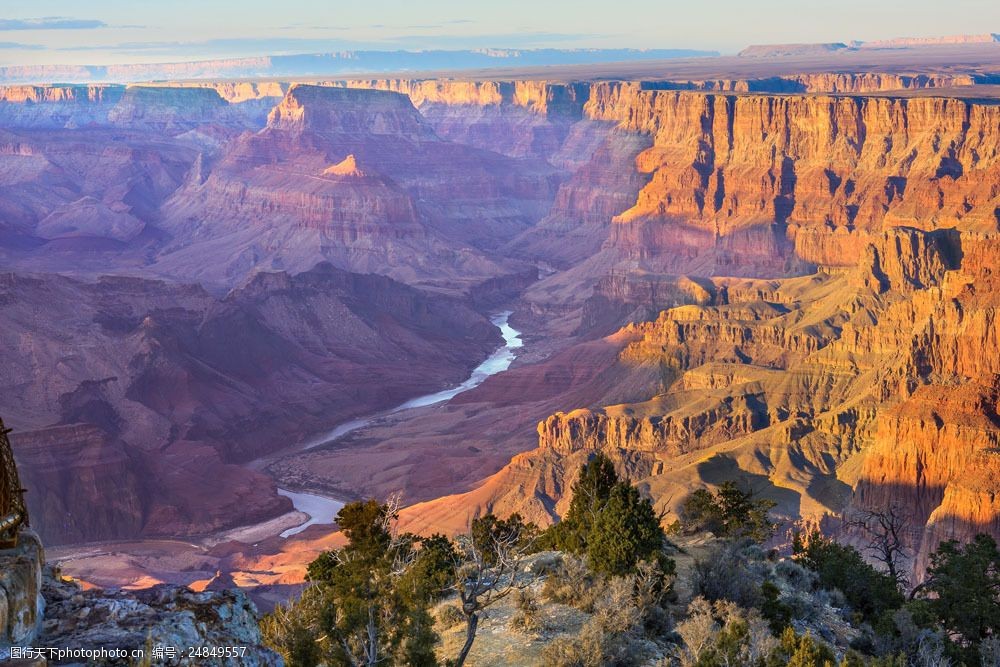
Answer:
xmin=0 ymin=0 xmax=998 ymax=65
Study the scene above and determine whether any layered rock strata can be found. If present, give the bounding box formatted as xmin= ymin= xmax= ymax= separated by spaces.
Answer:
xmin=3 ymin=265 xmax=499 ymax=544
xmin=404 ymin=227 xmax=1000 ymax=581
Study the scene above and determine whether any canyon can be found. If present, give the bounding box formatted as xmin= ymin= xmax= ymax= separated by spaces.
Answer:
xmin=2 ymin=42 xmax=1000 ymax=593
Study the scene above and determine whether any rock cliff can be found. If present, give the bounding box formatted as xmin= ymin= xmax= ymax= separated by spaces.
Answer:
xmin=0 ymin=530 xmax=44 ymax=653
xmin=2 ymin=266 xmax=500 ymax=544
xmin=404 ymin=226 xmax=1000 ymax=581
xmin=153 ymin=84 xmax=562 ymax=290
xmin=583 ymin=88 xmax=999 ymax=275
xmin=37 ymin=565 xmax=281 ymax=665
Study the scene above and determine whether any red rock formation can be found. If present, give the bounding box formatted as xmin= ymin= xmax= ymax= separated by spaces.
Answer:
xmin=656 ymin=73 xmax=981 ymax=94
xmin=0 ymin=126 xmax=198 ymax=243
xmin=852 ymin=383 xmax=1000 ymax=575
xmin=1 ymin=266 xmax=500 ymax=544
xmin=403 ymin=224 xmax=1000 ymax=583
xmin=11 ymin=424 xmax=144 ymax=544
xmin=470 ymin=85 xmax=999 ymax=345
xmin=155 ymin=84 xmax=560 ymax=290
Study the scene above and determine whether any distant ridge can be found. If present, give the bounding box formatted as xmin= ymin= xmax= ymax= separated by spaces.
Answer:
xmin=740 ymin=33 xmax=1000 ymax=58
xmin=739 ymin=43 xmax=849 ymax=58
xmin=859 ymin=33 xmax=1000 ymax=48
xmin=0 ymin=48 xmax=718 ymax=85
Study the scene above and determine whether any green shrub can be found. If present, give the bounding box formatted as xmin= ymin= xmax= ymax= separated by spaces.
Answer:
xmin=295 ymin=499 xmax=441 ymax=666
xmin=260 ymin=590 xmax=323 ymax=667
xmin=542 ymin=453 xmax=672 ymax=577
xmin=542 ymin=554 xmax=601 ymax=611
xmin=678 ymin=481 xmax=777 ymax=541
xmin=924 ymin=534 xmax=1000 ymax=644
xmin=693 ymin=539 xmax=770 ymax=609
xmin=793 ymin=530 xmax=903 ymax=624
xmin=435 ymin=603 xmax=465 ymax=628
xmin=673 ymin=597 xmax=777 ymax=667
xmin=587 ymin=482 xmax=667 ymax=576
xmin=765 ymin=627 xmax=836 ymax=667
xmin=759 ymin=580 xmax=793 ymax=635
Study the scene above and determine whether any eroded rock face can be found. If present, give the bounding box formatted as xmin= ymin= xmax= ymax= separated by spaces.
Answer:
xmin=405 ymin=227 xmax=1000 ymax=582
xmin=0 ymin=85 xmax=124 ymax=129
xmin=154 ymin=84 xmax=561 ymax=290
xmin=0 ymin=83 xmax=273 ymax=131
xmin=651 ymin=72 xmax=984 ymax=94
xmin=0 ymin=531 xmax=44 ymax=653
xmin=584 ymin=88 xmax=1000 ymax=276
xmin=39 ymin=565 xmax=280 ymax=665
xmin=2 ymin=265 xmax=499 ymax=544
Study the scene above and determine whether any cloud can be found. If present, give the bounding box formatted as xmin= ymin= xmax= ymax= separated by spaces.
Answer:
xmin=277 ymin=23 xmax=350 ymax=31
xmin=367 ymin=19 xmax=476 ymax=30
xmin=0 ymin=17 xmax=107 ymax=31
xmin=0 ymin=41 xmax=44 ymax=49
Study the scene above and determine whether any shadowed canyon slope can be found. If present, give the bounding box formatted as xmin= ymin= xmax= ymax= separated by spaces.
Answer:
xmin=2 ymin=57 xmax=1000 ymax=586
xmin=3 ymin=266 xmax=499 ymax=545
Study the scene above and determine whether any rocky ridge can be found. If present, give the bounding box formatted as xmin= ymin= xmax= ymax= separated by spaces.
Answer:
xmin=3 ymin=69 xmax=1000 ymax=588
xmin=37 ymin=565 xmax=281 ymax=666
xmin=401 ymin=223 xmax=1000 ymax=580
xmin=4 ymin=265 xmax=499 ymax=545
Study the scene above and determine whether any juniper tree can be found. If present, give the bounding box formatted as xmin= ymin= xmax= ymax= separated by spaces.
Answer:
xmin=264 ymin=496 xmax=452 ymax=667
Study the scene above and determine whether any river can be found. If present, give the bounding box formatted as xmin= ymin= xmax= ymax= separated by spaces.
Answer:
xmin=275 ymin=311 xmax=523 ymax=538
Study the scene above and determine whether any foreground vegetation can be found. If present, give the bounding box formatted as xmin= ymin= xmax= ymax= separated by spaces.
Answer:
xmin=262 ymin=455 xmax=1000 ymax=666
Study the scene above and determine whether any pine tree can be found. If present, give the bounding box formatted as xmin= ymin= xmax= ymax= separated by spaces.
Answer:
xmin=547 ymin=453 xmax=619 ymax=552
xmin=586 ymin=482 xmax=665 ymax=576
xmin=277 ymin=497 xmax=448 ymax=667
xmin=679 ymin=481 xmax=777 ymax=541
xmin=920 ymin=534 xmax=1000 ymax=659
xmin=792 ymin=529 xmax=903 ymax=624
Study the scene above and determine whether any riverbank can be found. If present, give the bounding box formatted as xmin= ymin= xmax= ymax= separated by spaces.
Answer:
xmin=49 ymin=312 xmax=527 ymax=592
xmin=271 ymin=312 xmax=523 ymax=538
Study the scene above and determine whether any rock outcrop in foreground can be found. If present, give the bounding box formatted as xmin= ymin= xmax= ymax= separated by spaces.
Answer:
xmin=37 ymin=567 xmax=280 ymax=665
xmin=0 ymin=530 xmax=44 ymax=654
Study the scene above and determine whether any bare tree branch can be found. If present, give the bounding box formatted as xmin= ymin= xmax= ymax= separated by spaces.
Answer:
xmin=845 ymin=504 xmax=911 ymax=589
xmin=452 ymin=516 xmax=537 ymax=666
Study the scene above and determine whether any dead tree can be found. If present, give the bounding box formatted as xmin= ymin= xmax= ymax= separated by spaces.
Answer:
xmin=846 ymin=505 xmax=911 ymax=589
xmin=0 ymin=417 xmax=29 ymax=548
xmin=452 ymin=516 xmax=535 ymax=667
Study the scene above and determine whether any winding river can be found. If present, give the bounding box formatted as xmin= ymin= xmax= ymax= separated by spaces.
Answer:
xmin=276 ymin=311 xmax=523 ymax=538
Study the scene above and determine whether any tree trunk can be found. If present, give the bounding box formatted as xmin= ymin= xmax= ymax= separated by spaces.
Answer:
xmin=366 ymin=605 xmax=379 ymax=667
xmin=455 ymin=612 xmax=479 ymax=667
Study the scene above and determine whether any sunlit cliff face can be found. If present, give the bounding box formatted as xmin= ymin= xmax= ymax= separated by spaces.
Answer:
xmin=1 ymin=68 xmax=1000 ymax=587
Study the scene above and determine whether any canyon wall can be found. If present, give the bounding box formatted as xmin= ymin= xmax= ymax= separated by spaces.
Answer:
xmin=581 ymin=86 xmax=999 ymax=275
xmin=2 ymin=266 xmax=501 ymax=545
xmin=405 ymin=223 xmax=1000 ymax=582
xmin=3 ymin=73 xmax=1000 ymax=579
xmin=154 ymin=84 xmax=561 ymax=290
